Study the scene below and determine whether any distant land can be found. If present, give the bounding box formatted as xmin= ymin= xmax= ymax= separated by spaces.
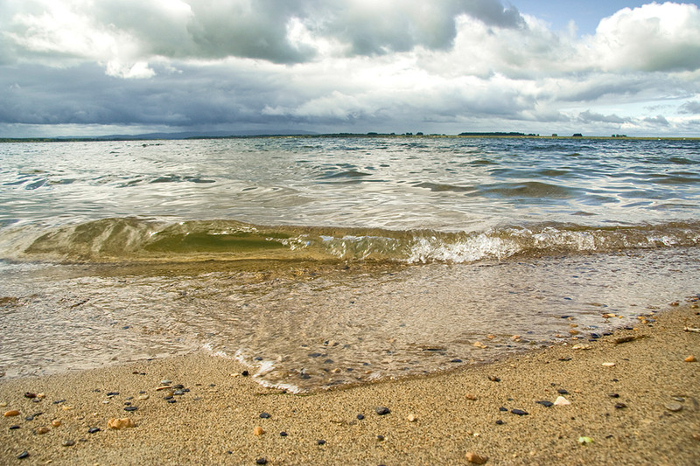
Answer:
xmin=1 ymin=130 xmax=698 ymax=143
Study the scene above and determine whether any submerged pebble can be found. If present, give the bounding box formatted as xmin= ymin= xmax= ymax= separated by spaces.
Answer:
xmin=665 ymin=402 xmax=683 ymax=412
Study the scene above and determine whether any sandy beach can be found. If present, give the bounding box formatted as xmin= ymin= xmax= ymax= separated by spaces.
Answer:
xmin=1 ymin=301 xmax=699 ymax=465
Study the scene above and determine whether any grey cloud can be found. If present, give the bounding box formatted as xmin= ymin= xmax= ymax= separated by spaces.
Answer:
xmin=679 ymin=101 xmax=700 ymax=114
xmin=577 ymin=110 xmax=631 ymax=124
xmin=643 ymin=115 xmax=669 ymax=126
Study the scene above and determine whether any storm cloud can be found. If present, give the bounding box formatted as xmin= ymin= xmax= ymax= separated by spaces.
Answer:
xmin=1 ymin=1 xmax=699 ymax=137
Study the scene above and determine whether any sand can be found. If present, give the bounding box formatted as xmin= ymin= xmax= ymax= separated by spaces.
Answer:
xmin=1 ymin=303 xmax=699 ymax=465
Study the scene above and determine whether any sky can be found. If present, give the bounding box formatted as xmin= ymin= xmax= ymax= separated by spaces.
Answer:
xmin=1 ymin=0 xmax=700 ymax=138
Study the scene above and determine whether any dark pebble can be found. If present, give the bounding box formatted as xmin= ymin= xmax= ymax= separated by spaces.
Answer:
xmin=53 ymin=399 xmax=66 ymax=404
xmin=557 ymin=389 xmax=569 ymax=395
xmin=609 ymin=393 xmax=620 ymax=398
xmin=9 ymin=425 xmax=20 ymax=430
xmin=317 ymin=439 xmax=326 ymax=445
xmin=24 ymin=392 xmax=36 ymax=399
xmin=615 ymin=403 xmax=627 ymax=409
xmin=323 ymin=359 xmax=334 ymax=364
xmin=559 ymin=357 xmax=572 ymax=361
xmin=17 ymin=451 xmax=29 ymax=460
xmin=496 ymin=420 xmax=504 ymax=425
xmin=167 ymin=399 xmax=177 ymax=404
xmin=450 ymin=359 xmax=463 ymax=363
xmin=357 ymin=414 xmax=365 ymax=420
xmin=124 ymin=406 xmax=138 ymax=412
xmin=174 ymin=390 xmax=185 ymax=396
xmin=88 ymin=427 xmax=100 ymax=434
xmin=173 ymin=384 xmax=184 ymax=389
xmin=107 ymin=392 xmax=119 ymax=396
xmin=377 ymin=435 xmax=385 ymax=441
xmin=375 ymin=407 xmax=391 ymax=415
xmin=590 ymin=333 xmax=601 ymax=339
xmin=259 ymin=412 xmax=271 ymax=419
xmin=488 ymin=376 xmax=500 ymax=382
xmin=308 ymin=353 xmax=322 ymax=358
xmin=511 ymin=409 xmax=529 ymax=416
xmin=536 ymin=401 xmax=554 ymax=408
xmin=124 ymin=402 xmax=131 ymax=406
xmin=25 ymin=416 xmax=34 ymax=421
xmin=499 ymin=407 xmax=508 ymax=412
xmin=241 ymin=371 xmax=249 ymax=377
xmin=255 ymin=458 xmax=267 ymax=465
xmin=280 ymin=431 xmax=288 ymax=437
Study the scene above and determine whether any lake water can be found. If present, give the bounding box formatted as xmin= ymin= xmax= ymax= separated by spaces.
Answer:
xmin=1 ymin=137 xmax=698 ymax=392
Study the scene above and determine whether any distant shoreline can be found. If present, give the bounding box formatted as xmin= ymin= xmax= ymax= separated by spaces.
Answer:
xmin=2 ymin=134 xmax=699 ymax=143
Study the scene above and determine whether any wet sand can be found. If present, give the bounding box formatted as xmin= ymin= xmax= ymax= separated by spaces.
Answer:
xmin=1 ymin=303 xmax=699 ymax=465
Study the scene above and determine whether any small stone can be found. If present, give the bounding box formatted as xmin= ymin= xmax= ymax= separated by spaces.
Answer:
xmin=4 ymin=410 xmax=20 ymax=417
xmin=554 ymin=396 xmax=571 ymax=406
xmin=24 ymin=392 xmax=36 ymax=399
xmin=609 ymin=393 xmax=620 ymax=398
xmin=155 ymin=386 xmax=171 ymax=391
xmin=88 ymin=427 xmax=100 ymax=434
xmin=536 ymin=401 xmax=553 ymax=408
xmin=17 ymin=451 xmax=30 ymax=460
xmin=357 ymin=414 xmax=365 ymax=420
xmin=241 ymin=371 xmax=249 ymax=376
xmin=685 ymin=355 xmax=697 ymax=362
xmin=465 ymin=451 xmax=489 ymax=464
xmin=376 ymin=435 xmax=385 ymax=441
xmin=255 ymin=458 xmax=267 ymax=465
xmin=465 ymin=394 xmax=477 ymax=401
xmin=52 ymin=420 xmax=61 ymax=427
xmin=160 ymin=379 xmax=172 ymax=385
xmin=138 ymin=394 xmax=149 ymax=400
xmin=254 ymin=426 xmax=265 ymax=436
xmin=569 ymin=329 xmax=580 ymax=335
xmin=692 ymin=433 xmax=700 ymax=441
xmin=495 ymin=420 xmax=504 ymax=425
xmin=602 ymin=362 xmax=615 ymax=367
xmin=36 ymin=426 xmax=50 ymax=434
xmin=578 ymin=436 xmax=594 ymax=445
xmin=473 ymin=341 xmax=487 ymax=349
xmin=375 ymin=406 xmax=391 ymax=415
xmin=108 ymin=418 xmax=135 ymax=429
xmin=280 ymin=431 xmax=288 ymax=437
xmin=173 ymin=390 xmax=185 ymax=396
xmin=614 ymin=403 xmax=627 ymax=409
xmin=511 ymin=409 xmax=529 ymax=416
xmin=488 ymin=376 xmax=500 ymax=382
xmin=557 ymin=389 xmax=569 ymax=395
xmin=61 ymin=440 xmax=75 ymax=447
xmin=106 ymin=391 xmax=119 ymax=396
xmin=124 ymin=406 xmax=138 ymax=412
xmin=259 ymin=412 xmax=271 ymax=419
xmin=407 ymin=414 xmax=417 ymax=422
xmin=665 ymin=402 xmax=683 ymax=412
xmin=317 ymin=439 xmax=326 ymax=445
xmin=9 ymin=425 xmax=20 ymax=430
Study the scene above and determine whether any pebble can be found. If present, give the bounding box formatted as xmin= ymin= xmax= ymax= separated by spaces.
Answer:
xmin=685 ymin=355 xmax=697 ymax=362
xmin=37 ymin=426 xmax=50 ymax=434
xmin=108 ymin=418 xmax=135 ymax=429
xmin=407 ymin=414 xmax=417 ymax=422
xmin=254 ymin=426 xmax=265 ymax=436
xmin=375 ymin=407 xmax=391 ymax=415
xmin=124 ymin=406 xmax=138 ymax=412
xmin=614 ymin=403 xmax=627 ymax=409
xmin=536 ymin=401 xmax=553 ymax=408
xmin=465 ymin=451 xmax=489 ymax=464
xmin=88 ymin=427 xmax=101 ymax=434
xmin=280 ymin=431 xmax=288 ymax=437
xmin=557 ymin=389 xmax=569 ymax=395
xmin=609 ymin=393 xmax=620 ymax=398
xmin=255 ymin=458 xmax=267 ymax=465
xmin=495 ymin=420 xmax=504 ymax=425
xmin=602 ymin=362 xmax=615 ymax=367
xmin=259 ymin=412 xmax=271 ymax=419
xmin=24 ymin=392 xmax=36 ymax=399
xmin=160 ymin=379 xmax=172 ymax=385
xmin=357 ymin=414 xmax=365 ymax=420
xmin=17 ymin=451 xmax=30 ymax=460
xmin=554 ymin=396 xmax=571 ymax=406
xmin=317 ymin=439 xmax=326 ymax=445
xmin=9 ymin=425 xmax=20 ymax=430
xmin=465 ymin=394 xmax=477 ymax=401
xmin=511 ymin=409 xmax=529 ymax=416
xmin=376 ymin=435 xmax=385 ymax=441
xmin=61 ymin=440 xmax=75 ymax=447
xmin=488 ymin=376 xmax=500 ymax=382
xmin=665 ymin=402 xmax=683 ymax=412
xmin=4 ymin=410 xmax=20 ymax=417
xmin=138 ymin=394 xmax=149 ymax=400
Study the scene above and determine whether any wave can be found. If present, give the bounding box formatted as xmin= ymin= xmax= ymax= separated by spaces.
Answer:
xmin=1 ymin=218 xmax=698 ymax=265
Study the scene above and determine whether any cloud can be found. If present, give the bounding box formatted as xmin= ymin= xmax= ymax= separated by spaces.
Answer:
xmin=585 ymin=2 xmax=700 ymax=72
xmin=679 ymin=100 xmax=700 ymax=114
xmin=577 ymin=110 xmax=631 ymax=124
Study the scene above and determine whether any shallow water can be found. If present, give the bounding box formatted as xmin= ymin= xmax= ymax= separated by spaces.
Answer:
xmin=0 ymin=137 xmax=698 ymax=391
